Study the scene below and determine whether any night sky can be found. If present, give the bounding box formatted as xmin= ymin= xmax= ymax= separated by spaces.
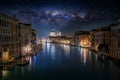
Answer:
xmin=0 ymin=0 xmax=120 ymax=37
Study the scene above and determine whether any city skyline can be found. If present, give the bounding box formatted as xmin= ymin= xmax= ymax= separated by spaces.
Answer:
xmin=0 ymin=0 xmax=120 ymax=37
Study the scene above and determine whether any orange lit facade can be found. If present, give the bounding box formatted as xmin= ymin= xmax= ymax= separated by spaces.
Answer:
xmin=80 ymin=35 xmax=91 ymax=47
xmin=74 ymin=31 xmax=91 ymax=47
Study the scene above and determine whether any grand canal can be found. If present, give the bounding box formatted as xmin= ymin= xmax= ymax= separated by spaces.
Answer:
xmin=0 ymin=43 xmax=120 ymax=80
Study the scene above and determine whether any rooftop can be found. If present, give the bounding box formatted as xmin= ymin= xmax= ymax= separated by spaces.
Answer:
xmin=75 ymin=31 xmax=90 ymax=35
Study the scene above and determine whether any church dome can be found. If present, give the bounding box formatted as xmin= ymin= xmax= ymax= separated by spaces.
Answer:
xmin=50 ymin=29 xmax=56 ymax=37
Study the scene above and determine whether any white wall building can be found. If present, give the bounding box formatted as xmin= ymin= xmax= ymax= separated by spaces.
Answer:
xmin=57 ymin=32 xmax=62 ymax=36
xmin=50 ymin=29 xmax=56 ymax=37
xmin=49 ymin=29 xmax=62 ymax=37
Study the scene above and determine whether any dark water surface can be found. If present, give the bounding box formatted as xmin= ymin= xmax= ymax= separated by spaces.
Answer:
xmin=0 ymin=43 xmax=120 ymax=80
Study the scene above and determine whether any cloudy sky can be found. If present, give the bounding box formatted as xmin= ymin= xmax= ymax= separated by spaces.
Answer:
xmin=0 ymin=0 xmax=120 ymax=37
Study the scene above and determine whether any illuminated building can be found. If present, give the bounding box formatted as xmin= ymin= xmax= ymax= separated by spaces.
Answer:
xmin=19 ymin=23 xmax=32 ymax=56
xmin=48 ymin=29 xmax=63 ymax=43
xmin=110 ymin=22 xmax=120 ymax=60
xmin=90 ymin=29 xmax=97 ymax=48
xmin=36 ymin=36 xmax=42 ymax=44
xmin=0 ymin=13 xmax=19 ymax=58
xmin=70 ymin=36 xmax=75 ymax=46
xmin=49 ymin=29 xmax=62 ymax=37
xmin=0 ymin=13 xmax=36 ymax=58
xmin=31 ymin=29 xmax=36 ymax=54
xmin=50 ymin=29 xmax=56 ymax=37
xmin=74 ymin=31 xmax=91 ymax=47
xmin=57 ymin=32 xmax=62 ymax=36
xmin=93 ymin=26 xmax=111 ymax=53
xmin=74 ymin=32 xmax=80 ymax=46
xmin=31 ymin=29 xmax=36 ymax=44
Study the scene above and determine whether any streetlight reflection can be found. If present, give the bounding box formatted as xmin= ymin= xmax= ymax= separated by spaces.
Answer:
xmin=51 ymin=44 xmax=55 ymax=60
xmin=81 ymin=48 xmax=90 ymax=65
xmin=46 ymin=43 xmax=56 ymax=60
xmin=46 ymin=43 xmax=50 ymax=53
xmin=63 ymin=44 xmax=70 ymax=56
xmin=2 ymin=70 xmax=9 ymax=78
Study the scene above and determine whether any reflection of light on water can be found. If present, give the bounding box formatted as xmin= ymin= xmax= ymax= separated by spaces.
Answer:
xmin=47 ymin=43 xmax=50 ymax=53
xmin=34 ymin=56 xmax=37 ymax=64
xmin=89 ymin=51 xmax=91 ymax=60
xmin=22 ymin=67 xmax=25 ymax=75
xmin=29 ymin=56 xmax=32 ymax=66
xmin=2 ymin=70 xmax=9 ymax=78
xmin=63 ymin=45 xmax=70 ymax=56
xmin=81 ymin=48 xmax=90 ymax=65
xmin=95 ymin=54 xmax=98 ymax=60
xmin=28 ymin=56 xmax=32 ymax=71
xmin=83 ymin=48 xmax=86 ymax=64
xmin=46 ymin=43 xmax=56 ymax=60
xmin=51 ymin=44 xmax=55 ymax=60
xmin=78 ymin=47 xmax=81 ymax=52
xmin=28 ymin=56 xmax=36 ymax=71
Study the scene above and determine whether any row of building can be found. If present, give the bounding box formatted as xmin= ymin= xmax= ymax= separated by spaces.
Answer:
xmin=73 ymin=20 xmax=120 ymax=60
xmin=47 ymin=29 xmax=71 ymax=44
xmin=46 ymin=20 xmax=120 ymax=60
xmin=73 ymin=31 xmax=91 ymax=47
xmin=0 ymin=13 xmax=36 ymax=59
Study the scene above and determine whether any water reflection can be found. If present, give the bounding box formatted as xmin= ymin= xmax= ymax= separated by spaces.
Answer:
xmin=80 ymin=48 xmax=90 ymax=65
xmin=46 ymin=43 xmax=56 ymax=60
xmin=63 ymin=44 xmax=70 ymax=56
xmin=95 ymin=54 xmax=98 ymax=60
xmin=28 ymin=56 xmax=33 ymax=71
xmin=26 ymin=55 xmax=37 ymax=71
xmin=46 ymin=43 xmax=50 ymax=53
xmin=0 ymin=43 xmax=120 ymax=80
xmin=29 ymin=57 xmax=32 ymax=66
xmin=46 ymin=43 xmax=71 ymax=60
xmin=2 ymin=70 xmax=9 ymax=78
xmin=21 ymin=67 xmax=25 ymax=75
xmin=50 ymin=44 xmax=55 ymax=60
xmin=34 ymin=56 xmax=37 ymax=64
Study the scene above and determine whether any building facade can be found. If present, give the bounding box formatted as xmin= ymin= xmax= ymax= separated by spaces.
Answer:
xmin=110 ymin=23 xmax=120 ymax=60
xmin=74 ymin=31 xmax=91 ymax=47
xmin=93 ymin=26 xmax=111 ymax=53
xmin=19 ymin=23 xmax=32 ymax=56
xmin=0 ymin=13 xmax=36 ymax=59
xmin=50 ymin=29 xmax=56 ymax=37
xmin=31 ymin=29 xmax=36 ymax=54
xmin=74 ymin=33 xmax=80 ymax=46
xmin=0 ymin=13 xmax=19 ymax=58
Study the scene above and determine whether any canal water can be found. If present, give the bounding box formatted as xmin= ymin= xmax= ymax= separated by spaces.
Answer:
xmin=0 ymin=43 xmax=120 ymax=80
